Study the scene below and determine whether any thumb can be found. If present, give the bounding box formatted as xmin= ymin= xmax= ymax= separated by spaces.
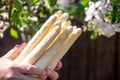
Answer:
xmin=3 ymin=43 xmax=26 ymax=60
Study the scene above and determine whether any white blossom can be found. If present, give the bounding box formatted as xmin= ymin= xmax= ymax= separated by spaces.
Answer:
xmin=44 ymin=0 xmax=50 ymax=9
xmin=84 ymin=1 xmax=102 ymax=21
xmin=0 ymin=12 xmax=8 ymax=19
xmin=113 ymin=23 xmax=120 ymax=32
xmin=104 ymin=4 xmax=113 ymax=11
xmin=93 ymin=19 xmax=115 ymax=37
xmin=84 ymin=0 xmax=119 ymax=38
xmin=100 ymin=0 xmax=106 ymax=4
xmin=84 ymin=0 xmax=113 ymax=21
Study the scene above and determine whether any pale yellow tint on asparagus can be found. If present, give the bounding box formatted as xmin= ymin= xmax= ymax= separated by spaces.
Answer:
xmin=59 ymin=13 xmax=69 ymax=22
xmin=15 ymin=10 xmax=64 ymax=62
xmin=54 ymin=10 xmax=63 ymax=20
xmin=35 ymin=26 xmax=73 ymax=69
xmin=61 ymin=21 xmax=71 ymax=29
xmin=21 ymin=24 xmax=61 ymax=64
xmin=15 ymin=15 xmax=57 ymax=62
xmin=14 ymin=11 xmax=82 ymax=72
xmin=42 ymin=11 xmax=69 ymax=39
xmin=47 ymin=28 xmax=82 ymax=70
xmin=51 ymin=13 xmax=69 ymax=32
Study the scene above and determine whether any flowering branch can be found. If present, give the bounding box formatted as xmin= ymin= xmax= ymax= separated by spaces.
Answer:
xmin=84 ymin=0 xmax=120 ymax=39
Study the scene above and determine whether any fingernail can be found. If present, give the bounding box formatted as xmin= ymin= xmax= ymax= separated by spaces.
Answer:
xmin=19 ymin=42 xmax=26 ymax=47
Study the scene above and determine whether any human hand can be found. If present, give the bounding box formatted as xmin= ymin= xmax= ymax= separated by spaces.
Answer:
xmin=0 ymin=43 xmax=62 ymax=80
xmin=45 ymin=61 xmax=62 ymax=80
xmin=0 ymin=58 xmax=47 ymax=80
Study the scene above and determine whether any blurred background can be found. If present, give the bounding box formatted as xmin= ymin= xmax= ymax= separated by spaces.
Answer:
xmin=0 ymin=0 xmax=120 ymax=80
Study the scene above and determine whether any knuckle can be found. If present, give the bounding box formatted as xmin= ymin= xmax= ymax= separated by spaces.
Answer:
xmin=7 ymin=72 xmax=16 ymax=80
xmin=26 ymin=64 xmax=35 ymax=71
xmin=49 ymin=70 xmax=59 ymax=80
xmin=9 ymin=64 xmax=16 ymax=70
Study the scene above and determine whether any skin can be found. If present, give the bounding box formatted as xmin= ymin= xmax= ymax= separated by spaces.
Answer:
xmin=0 ymin=43 xmax=62 ymax=80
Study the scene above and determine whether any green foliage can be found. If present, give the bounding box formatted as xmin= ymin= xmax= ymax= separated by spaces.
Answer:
xmin=47 ymin=0 xmax=57 ymax=6
xmin=55 ymin=0 xmax=87 ymax=22
xmin=81 ymin=0 xmax=89 ymax=6
xmin=1 ymin=0 xmax=119 ymax=40
xmin=10 ymin=28 xmax=19 ymax=39
xmin=87 ymin=26 xmax=94 ymax=31
xmin=111 ymin=0 xmax=120 ymax=23
xmin=0 ymin=0 xmax=86 ymax=34
xmin=69 ymin=3 xmax=84 ymax=21
xmin=90 ymin=32 xmax=98 ymax=40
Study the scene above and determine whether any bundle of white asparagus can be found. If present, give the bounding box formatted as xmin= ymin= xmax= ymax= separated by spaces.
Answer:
xmin=14 ymin=10 xmax=82 ymax=70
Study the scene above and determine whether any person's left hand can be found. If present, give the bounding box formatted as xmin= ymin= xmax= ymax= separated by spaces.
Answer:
xmin=2 ymin=43 xmax=62 ymax=80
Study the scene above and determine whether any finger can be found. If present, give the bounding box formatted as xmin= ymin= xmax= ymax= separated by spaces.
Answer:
xmin=46 ymin=69 xmax=59 ymax=80
xmin=6 ymin=71 xmax=41 ymax=80
xmin=3 ymin=45 xmax=19 ymax=58
xmin=17 ymin=73 xmax=42 ymax=80
xmin=16 ymin=63 xmax=46 ymax=79
xmin=54 ymin=61 xmax=62 ymax=71
xmin=10 ymin=43 xmax=26 ymax=60
xmin=4 ymin=43 xmax=26 ymax=60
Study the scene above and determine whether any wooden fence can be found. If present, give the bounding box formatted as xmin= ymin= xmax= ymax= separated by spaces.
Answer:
xmin=58 ymin=31 xmax=120 ymax=80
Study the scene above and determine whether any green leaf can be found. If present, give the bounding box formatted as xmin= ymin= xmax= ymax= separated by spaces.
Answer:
xmin=33 ymin=0 xmax=38 ymax=3
xmin=81 ymin=0 xmax=89 ymax=7
xmin=11 ymin=10 xmax=20 ymax=25
xmin=47 ymin=0 xmax=57 ymax=6
xmin=87 ymin=26 xmax=94 ymax=31
xmin=90 ymin=32 xmax=98 ymax=40
xmin=10 ymin=28 xmax=19 ymax=39
xmin=26 ymin=0 xmax=33 ymax=7
xmin=13 ymin=0 xmax=23 ymax=11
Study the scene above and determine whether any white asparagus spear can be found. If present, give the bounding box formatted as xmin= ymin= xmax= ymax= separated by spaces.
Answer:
xmin=73 ymin=26 xmax=77 ymax=30
xmin=61 ymin=20 xmax=71 ymax=29
xmin=15 ymin=12 xmax=69 ymax=63
xmin=59 ymin=13 xmax=69 ymax=22
xmin=21 ymin=23 xmax=61 ymax=64
xmin=15 ymin=15 xmax=57 ymax=62
xmin=42 ymin=11 xmax=68 ymax=39
xmin=46 ymin=12 xmax=70 ymax=36
xmin=47 ymin=28 xmax=82 ymax=70
xmin=34 ymin=26 xmax=73 ymax=69
xmin=54 ymin=10 xmax=63 ymax=20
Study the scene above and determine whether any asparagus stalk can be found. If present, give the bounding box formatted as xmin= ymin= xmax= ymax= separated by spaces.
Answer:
xmin=46 ymin=28 xmax=82 ymax=70
xmin=21 ymin=23 xmax=61 ymax=64
xmin=54 ymin=10 xmax=63 ymax=20
xmin=59 ymin=13 xmax=69 ymax=22
xmin=14 ymin=11 xmax=82 ymax=73
xmin=35 ymin=26 xmax=73 ymax=69
xmin=15 ymin=15 xmax=57 ymax=62
xmin=43 ymin=11 xmax=69 ymax=40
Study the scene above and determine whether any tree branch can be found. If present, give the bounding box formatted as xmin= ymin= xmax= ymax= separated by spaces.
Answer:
xmin=8 ymin=1 xmax=13 ymax=26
